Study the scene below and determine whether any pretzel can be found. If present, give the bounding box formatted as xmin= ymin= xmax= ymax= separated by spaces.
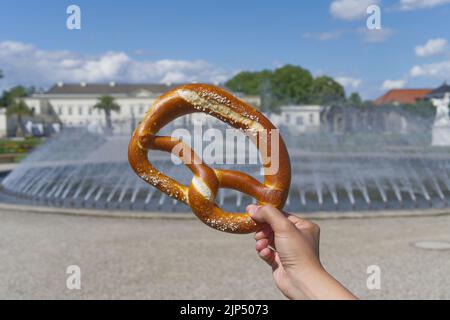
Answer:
xmin=128 ymin=84 xmax=291 ymax=233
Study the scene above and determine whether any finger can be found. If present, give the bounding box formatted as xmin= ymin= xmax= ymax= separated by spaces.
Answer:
xmin=255 ymin=238 xmax=270 ymax=251
xmin=258 ymin=247 xmax=276 ymax=268
xmin=285 ymin=213 xmax=302 ymax=224
xmin=256 ymin=233 xmax=274 ymax=247
xmin=248 ymin=205 xmax=296 ymax=234
xmin=247 ymin=204 xmax=260 ymax=217
xmin=254 ymin=224 xmax=273 ymax=240
xmin=286 ymin=214 xmax=320 ymax=232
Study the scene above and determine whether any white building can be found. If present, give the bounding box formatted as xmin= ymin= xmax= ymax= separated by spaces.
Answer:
xmin=23 ymin=82 xmax=261 ymax=133
xmin=21 ymin=83 xmax=327 ymax=136
xmin=24 ymin=82 xmax=172 ymax=133
xmin=279 ymin=105 xmax=323 ymax=134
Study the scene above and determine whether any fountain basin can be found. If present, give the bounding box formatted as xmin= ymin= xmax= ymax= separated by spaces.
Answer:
xmin=3 ymin=128 xmax=450 ymax=214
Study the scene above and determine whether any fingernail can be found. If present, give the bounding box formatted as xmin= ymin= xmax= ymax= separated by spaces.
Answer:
xmin=260 ymin=248 xmax=271 ymax=257
xmin=246 ymin=204 xmax=260 ymax=216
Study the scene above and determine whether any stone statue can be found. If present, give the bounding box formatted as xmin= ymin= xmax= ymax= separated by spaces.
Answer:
xmin=432 ymin=93 xmax=450 ymax=126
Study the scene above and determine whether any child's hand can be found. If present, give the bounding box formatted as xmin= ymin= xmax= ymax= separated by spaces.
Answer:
xmin=247 ymin=204 xmax=357 ymax=300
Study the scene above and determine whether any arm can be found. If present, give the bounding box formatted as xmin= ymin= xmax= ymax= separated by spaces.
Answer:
xmin=247 ymin=204 xmax=357 ymax=300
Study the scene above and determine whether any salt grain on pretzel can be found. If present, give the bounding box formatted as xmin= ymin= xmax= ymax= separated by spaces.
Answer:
xmin=128 ymin=84 xmax=291 ymax=233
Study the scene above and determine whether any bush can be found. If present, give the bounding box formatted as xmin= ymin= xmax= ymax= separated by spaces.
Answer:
xmin=0 ymin=137 xmax=43 ymax=154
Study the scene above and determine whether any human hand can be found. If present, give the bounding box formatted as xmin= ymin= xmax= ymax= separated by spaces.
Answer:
xmin=247 ymin=204 xmax=357 ymax=300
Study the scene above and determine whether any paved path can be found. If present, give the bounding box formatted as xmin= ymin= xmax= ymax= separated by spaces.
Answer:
xmin=0 ymin=209 xmax=449 ymax=299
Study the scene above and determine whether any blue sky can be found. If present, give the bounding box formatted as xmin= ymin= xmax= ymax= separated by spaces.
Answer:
xmin=0 ymin=0 xmax=450 ymax=99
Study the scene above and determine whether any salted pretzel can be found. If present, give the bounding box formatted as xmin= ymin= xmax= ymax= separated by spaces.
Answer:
xmin=128 ymin=84 xmax=291 ymax=233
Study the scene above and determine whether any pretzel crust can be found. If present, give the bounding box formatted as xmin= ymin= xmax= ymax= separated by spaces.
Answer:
xmin=128 ymin=84 xmax=291 ymax=233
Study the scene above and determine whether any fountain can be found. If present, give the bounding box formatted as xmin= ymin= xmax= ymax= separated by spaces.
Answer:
xmin=2 ymin=107 xmax=450 ymax=214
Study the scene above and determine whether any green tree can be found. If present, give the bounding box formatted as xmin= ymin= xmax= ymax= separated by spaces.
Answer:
xmin=6 ymin=99 xmax=33 ymax=137
xmin=226 ymin=65 xmax=315 ymax=106
xmin=225 ymin=70 xmax=272 ymax=95
xmin=0 ymin=86 xmax=34 ymax=107
xmin=310 ymin=76 xmax=345 ymax=104
xmin=270 ymin=65 xmax=314 ymax=105
xmin=225 ymin=65 xmax=362 ymax=111
xmin=93 ymin=95 xmax=120 ymax=132
xmin=348 ymin=92 xmax=363 ymax=107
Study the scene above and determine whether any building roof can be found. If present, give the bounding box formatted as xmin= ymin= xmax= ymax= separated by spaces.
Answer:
xmin=374 ymin=89 xmax=431 ymax=106
xmin=425 ymin=82 xmax=450 ymax=99
xmin=44 ymin=82 xmax=183 ymax=95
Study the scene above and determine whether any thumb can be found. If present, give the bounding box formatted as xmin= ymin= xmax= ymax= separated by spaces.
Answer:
xmin=247 ymin=204 xmax=296 ymax=234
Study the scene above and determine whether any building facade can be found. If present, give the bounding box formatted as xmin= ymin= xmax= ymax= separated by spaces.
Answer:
xmin=278 ymin=105 xmax=322 ymax=135
xmin=23 ymin=82 xmax=261 ymax=134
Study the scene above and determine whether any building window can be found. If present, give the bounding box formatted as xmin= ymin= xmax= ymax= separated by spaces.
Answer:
xmin=139 ymin=105 xmax=144 ymax=114
xmin=78 ymin=106 xmax=83 ymax=115
xmin=88 ymin=108 xmax=92 ymax=115
xmin=58 ymin=106 xmax=62 ymax=115
xmin=285 ymin=114 xmax=290 ymax=124
xmin=309 ymin=113 xmax=314 ymax=124
xmin=130 ymin=104 xmax=135 ymax=114
xmin=296 ymin=116 xmax=304 ymax=125
xmin=68 ymin=106 xmax=73 ymax=115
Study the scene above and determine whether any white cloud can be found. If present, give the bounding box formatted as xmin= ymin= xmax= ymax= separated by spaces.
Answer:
xmin=335 ymin=76 xmax=362 ymax=89
xmin=357 ymin=28 xmax=395 ymax=43
xmin=410 ymin=60 xmax=450 ymax=77
xmin=302 ymin=31 xmax=343 ymax=41
xmin=415 ymin=38 xmax=448 ymax=57
xmin=399 ymin=0 xmax=450 ymax=10
xmin=330 ymin=0 xmax=380 ymax=20
xmin=381 ymin=79 xmax=407 ymax=90
xmin=0 ymin=41 xmax=229 ymax=91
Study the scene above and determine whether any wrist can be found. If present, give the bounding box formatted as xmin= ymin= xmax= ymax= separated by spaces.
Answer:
xmin=289 ymin=265 xmax=328 ymax=299
xmin=289 ymin=265 xmax=356 ymax=300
